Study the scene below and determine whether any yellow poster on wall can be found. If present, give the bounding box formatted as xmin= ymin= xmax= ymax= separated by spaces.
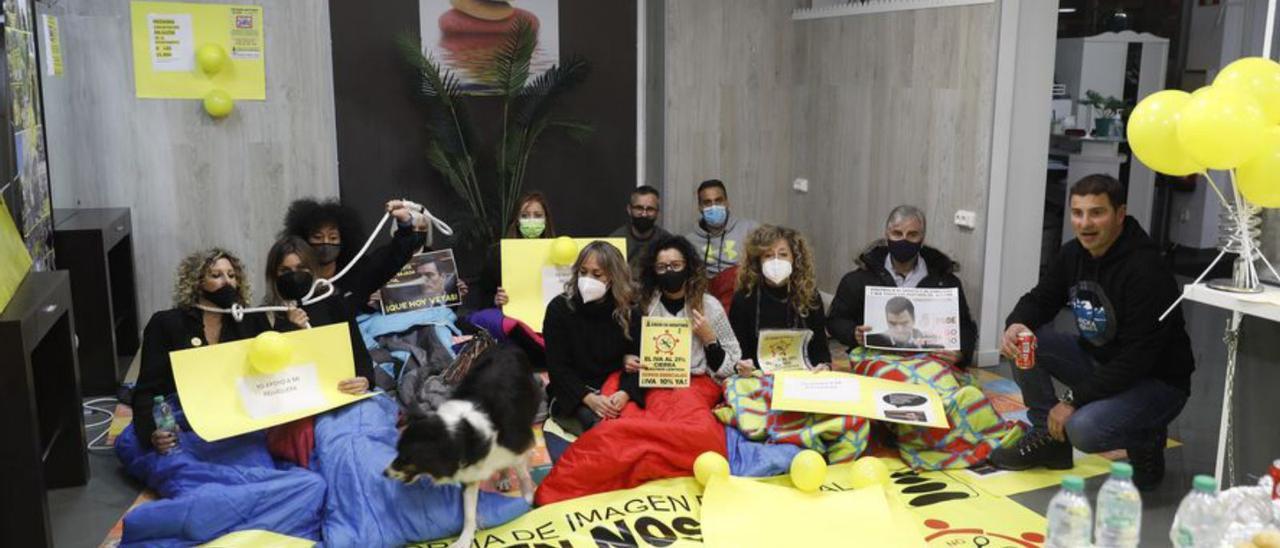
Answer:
xmin=170 ymin=323 xmax=373 ymax=441
xmin=639 ymin=316 xmax=691 ymax=388
xmin=129 ymin=2 xmax=265 ymax=99
xmin=499 ymin=238 xmax=626 ymax=332
xmin=771 ymin=370 xmax=950 ymax=429
xmin=0 ymin=199 xmax=34 ymax=312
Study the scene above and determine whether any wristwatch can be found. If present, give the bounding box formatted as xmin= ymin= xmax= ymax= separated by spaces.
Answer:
xmin=1058 ymin=389 xmax=1075 ymax=406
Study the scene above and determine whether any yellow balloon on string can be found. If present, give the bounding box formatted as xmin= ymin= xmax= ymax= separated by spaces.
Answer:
xmin=1236 ymin=126 xmax=1280 ymax=208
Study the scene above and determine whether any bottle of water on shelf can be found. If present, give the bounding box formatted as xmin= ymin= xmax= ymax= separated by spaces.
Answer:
xmin=1046 ymin=475 xmax=1093 ymax=548
xmin=1095 ymin=462 xmax=1142 ymax=548
xmin=152 ymin=395 xmax=180 ymax=452
xmin=1170 ymin=475 xmax=1223 ymax=547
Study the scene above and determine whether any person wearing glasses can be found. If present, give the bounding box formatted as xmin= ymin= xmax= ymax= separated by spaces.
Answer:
xmin=611 ymin=185 xmax=671 ymax=278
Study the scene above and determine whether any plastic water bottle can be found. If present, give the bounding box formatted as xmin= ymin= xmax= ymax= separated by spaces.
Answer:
xmin=152 ymin=395 xmax=180 ymax=451
xmin=1170 ymin=475 xmax=1222 ymax=547
xmin=1046 ymin=475 xmax=1093 ymax=548
xmin=1095 ymin=462 xmax=1142 ymax=548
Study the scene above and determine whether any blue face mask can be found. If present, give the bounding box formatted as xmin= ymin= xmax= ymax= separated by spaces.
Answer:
xmin=702 ymin=205 xmax=728 ymax=227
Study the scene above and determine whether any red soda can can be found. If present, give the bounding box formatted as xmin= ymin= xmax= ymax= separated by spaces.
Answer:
xmin=1015 ymin=332 xmax=1036 ymax=369
xmin=1270 ymin=459 xmax=1280 ymax=500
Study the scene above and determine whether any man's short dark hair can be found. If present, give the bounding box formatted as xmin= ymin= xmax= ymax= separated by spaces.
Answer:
xmin=885 ymin=296 xmax=915 ymax=319
xmin=1070 ymin=174 xmax=1126 ymax=209
xmin=696 ymin=179 xmax=727 ymax=197
xmin=632 ymin=185 xmax=660 ymax=201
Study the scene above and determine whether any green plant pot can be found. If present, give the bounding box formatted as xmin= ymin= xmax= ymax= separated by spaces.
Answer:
xmin=1094 ymin=117 xmax=1114 ymax=137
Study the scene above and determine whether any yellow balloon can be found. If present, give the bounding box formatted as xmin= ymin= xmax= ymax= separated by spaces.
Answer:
xmin=203 ymin=89 xmax=235 ymax=118
xmin=1236 ymin=126 xmax=1280 ymax=208
xmin=849 ymin=457 xmax=891 ymax=489
xmin=1214 ymin=57 xmax=1280 ymax=124
xmin=1176 ymin=85 xmax=1267 ymax=170
xmin=1127 ymin=90 xmax=1204 ymax=176
xmin=196 ymin=43 xmax=229 ymax=75
xmin=549 ymin=236 xmax=578 ymax=266
xmin=789 ymin=450 xmax=827 ymax=492
xmin=693 ymin=451 xmax=730 ymax=486
xmin=249 ymin=331 xmax=293 ymax=374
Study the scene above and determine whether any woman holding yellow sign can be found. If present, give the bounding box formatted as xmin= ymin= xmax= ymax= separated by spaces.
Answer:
xmin=633 ymin=235 xmax=741 ymax=380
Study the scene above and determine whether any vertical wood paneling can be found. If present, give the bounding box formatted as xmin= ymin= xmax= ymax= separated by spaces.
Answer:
xmin=665 ymin=1 xmax=996 ymax=314
xmin=40 ymin=0 xmax=339 ymax=318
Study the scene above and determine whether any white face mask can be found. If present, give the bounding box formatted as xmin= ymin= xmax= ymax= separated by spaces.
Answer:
xmin=577 ymin=276 xmax=608 ymax=303
xmin=762 ymin=258 xmax=793 ymax=285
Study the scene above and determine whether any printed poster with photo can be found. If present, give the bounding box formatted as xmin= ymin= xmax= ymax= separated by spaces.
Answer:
xmin=862 ymin=286 xmax=961 ymax=352
xmin=379 ymin=249 xmax=463 ymax=314
xmin=419 ymin=0 xmax=559 ymax=95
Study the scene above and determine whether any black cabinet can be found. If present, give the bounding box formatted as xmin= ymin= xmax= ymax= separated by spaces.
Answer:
xmin=0 ymin=270 xmax=89 ymax=547
xmin=53 ymin=207 xmax=140 ymax=396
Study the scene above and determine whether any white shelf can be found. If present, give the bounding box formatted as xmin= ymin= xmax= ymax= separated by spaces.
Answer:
xmin=1181 ymin=283 xmax=1280 ymax=324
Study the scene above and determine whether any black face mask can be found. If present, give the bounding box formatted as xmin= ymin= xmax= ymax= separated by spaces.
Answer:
xmin=275 ymin=270 xmax=315 ymax=302
xmin=887 ymin=238 xmax=922 ymax=264
xmin=202 ymin=284 xmax=239 ymax=308
xmin=630 ymin=215 xmax=656 ymax=233
xmin=314 ymin=243 xmax=340 ymax=265
xmin=656 ymin=269 xmax=689 ymax=294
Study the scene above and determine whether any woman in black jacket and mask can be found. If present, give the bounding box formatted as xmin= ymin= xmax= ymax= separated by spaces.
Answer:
xmin=133 ymin=248 xmax=264 ymax=453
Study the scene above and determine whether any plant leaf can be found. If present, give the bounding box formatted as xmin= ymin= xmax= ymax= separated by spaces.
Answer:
xmin=492 ymin=18 xmax=537 ymax=96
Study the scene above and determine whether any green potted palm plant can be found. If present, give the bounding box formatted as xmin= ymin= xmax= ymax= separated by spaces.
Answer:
xmin=1082 ymin=90 xmax=1126 ymax=138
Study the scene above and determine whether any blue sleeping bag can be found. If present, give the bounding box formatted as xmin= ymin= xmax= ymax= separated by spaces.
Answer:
xmin=116 ymin=394 xmax=530 ymax=546
xmin=725 ymin=426 xmax=803 ymax=477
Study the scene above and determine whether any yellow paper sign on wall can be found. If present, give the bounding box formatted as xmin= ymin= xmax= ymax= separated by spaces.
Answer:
xmin=0 ymin=199 xmax=33 ymax=312
xmin=499 ymin=238 xmax=626 ymax=332
xmin=170 ymin=323 xmax=373 ymax=441
xmin=640 ymin=316 xmax=691 ymax=388
xmin=130 ymin=1 xmax=265 ymax=99
xmin=771 ymin=370 xmax=949 ymax=429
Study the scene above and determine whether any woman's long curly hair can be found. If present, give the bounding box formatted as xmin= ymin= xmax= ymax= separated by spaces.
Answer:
xmin=564 ymin=241 xmax=634 ymax=339
xmin=172 ymin=248 xmax=251 ymax=308
xmin=280 ymin=198 xmax=367 ymax=268
xmin=736 ymin=225 xmax=819 ymax=318
xmin=638 ymin=235 xmax=708 ymax=315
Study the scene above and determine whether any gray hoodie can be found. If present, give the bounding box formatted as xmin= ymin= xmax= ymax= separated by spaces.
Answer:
xmin=685 ymin=214 xmax=759 ymax=277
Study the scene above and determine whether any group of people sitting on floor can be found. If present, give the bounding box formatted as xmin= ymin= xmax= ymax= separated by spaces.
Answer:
xmin=125 ymin=171 xmax=1193 ymax=535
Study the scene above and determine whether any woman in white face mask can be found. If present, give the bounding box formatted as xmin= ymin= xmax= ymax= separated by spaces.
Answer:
xmin=543 ymin=241 xmax=644 ymax=433
xmin=727 ymin=225 xmax=831 ymax=374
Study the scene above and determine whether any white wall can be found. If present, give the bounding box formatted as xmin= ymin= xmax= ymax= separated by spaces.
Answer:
xmin=38 ymin=0 xmax=340 ymax=318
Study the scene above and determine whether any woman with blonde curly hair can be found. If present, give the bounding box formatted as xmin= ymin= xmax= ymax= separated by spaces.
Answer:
xmin=132 ymin=248 xmax=264 ymax=453
xmin=728 ymin=225 xmax=831 ymax=374
xmin=543 ymin=241 xmax=643 ymax=433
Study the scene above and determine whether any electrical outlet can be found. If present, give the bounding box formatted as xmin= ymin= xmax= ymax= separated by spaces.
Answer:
xmin=954 ymin=210 xmax=977 ymax=229
xmin=1180 ymin=209 xmax=1191 ymax=223
xmin=792 ymin=178 xmax=809 ymax=193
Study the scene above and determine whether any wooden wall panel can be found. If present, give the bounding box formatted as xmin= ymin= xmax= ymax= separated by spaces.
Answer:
xmin=39 ymin=0 xmax=339 ymax=318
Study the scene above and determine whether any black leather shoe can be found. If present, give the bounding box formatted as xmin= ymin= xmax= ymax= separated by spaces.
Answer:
xmin=989 ymin=429 xmax=1074 ymax=471
xmin=1128 ymin=431 xmax=1166 ymax=492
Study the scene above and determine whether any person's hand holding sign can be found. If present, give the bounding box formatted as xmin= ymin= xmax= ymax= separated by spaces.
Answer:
xmin=624 ymin=354 xmax=644 ymax=373
xmin=854 ymin=325 xmax=872 ymax=346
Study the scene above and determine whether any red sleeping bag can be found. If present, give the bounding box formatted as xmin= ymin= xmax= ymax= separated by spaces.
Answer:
xmin=534 ymin=373 xmax=727 ymax=506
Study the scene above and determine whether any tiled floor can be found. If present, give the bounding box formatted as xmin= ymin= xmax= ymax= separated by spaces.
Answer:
xmin=51 ymin=301 xmax=1237 ymax=547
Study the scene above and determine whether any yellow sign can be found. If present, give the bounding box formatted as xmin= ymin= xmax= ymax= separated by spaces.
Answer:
xmin=0 ymin=200 xmax=33 ymax=312
xmin=170 ymin=323 xmax=374 ymax=441
xmin=756 ymin=329 xmax=810 ymax=372
xmin=411 ymin=458 xmax=1047 ymax=547
xmin=41 ymin=15 xmax=63 ymax=76
xmin=500 ymin=238 xmax=626 ymax=332
xmin=199 ymin=529 xmax=314 ymax=548
xmin=771 ymin=370 xmax=950 ymax=429
xmin=640 ymin=316 xmax=691 ymax=388
xmin=130 ymin=2 xmax=266 ymax=99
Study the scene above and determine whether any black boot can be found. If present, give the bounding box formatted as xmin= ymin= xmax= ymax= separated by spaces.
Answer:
xmin=990 ymin=428 xmax=1074 ymax=471
xmin=1128 ymin=430 xmax=1167 ymax=492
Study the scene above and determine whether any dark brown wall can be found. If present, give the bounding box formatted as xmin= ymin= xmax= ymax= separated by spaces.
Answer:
xmin=328 ymin=0 xmax=637 ymax=272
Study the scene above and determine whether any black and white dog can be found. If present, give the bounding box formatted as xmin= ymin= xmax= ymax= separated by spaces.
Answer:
xmin=384 ymin=344 xmax=542 ymax=548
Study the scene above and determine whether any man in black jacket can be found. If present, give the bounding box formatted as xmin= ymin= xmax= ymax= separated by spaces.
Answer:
xmin=989 ymin=174 xmax=1193 ymax=490
xmin=828 ymin=205 xmax=978 ymax=366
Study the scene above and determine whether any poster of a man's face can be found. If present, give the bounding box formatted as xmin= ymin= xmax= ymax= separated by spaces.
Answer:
xmin=380 ymin=249 xmax=462 ymax=313
xmin=863 ymin=287 xmax=961 ymax=352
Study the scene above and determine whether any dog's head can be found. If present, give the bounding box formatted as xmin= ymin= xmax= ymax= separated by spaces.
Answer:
xmin=384 ymin=404 xmax=487 ymax=485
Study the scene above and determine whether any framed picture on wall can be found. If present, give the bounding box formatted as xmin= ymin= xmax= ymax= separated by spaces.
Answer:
xmin=417 ymin=0 xmax=559 ymax=95
xmin=0 ymin=0 xmax=54 ymax=271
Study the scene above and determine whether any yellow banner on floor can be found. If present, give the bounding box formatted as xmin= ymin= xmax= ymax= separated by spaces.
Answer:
xmin=500 ymin=238 xmax=626 ymax=332
xmin=771 ymin=370 xmax=950 ymax=429
xmin=130 ymin=1 xmax=266 ymax=99
xmin=412 ymin=458 xmax=1046 ymax=547
xmin=199 ymin=529 xmax=314 ymax=548
xmin=0 ymin=199 xmax=32 ymax=311
xmin=171 ymin=324 xmax=373 ymax=441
